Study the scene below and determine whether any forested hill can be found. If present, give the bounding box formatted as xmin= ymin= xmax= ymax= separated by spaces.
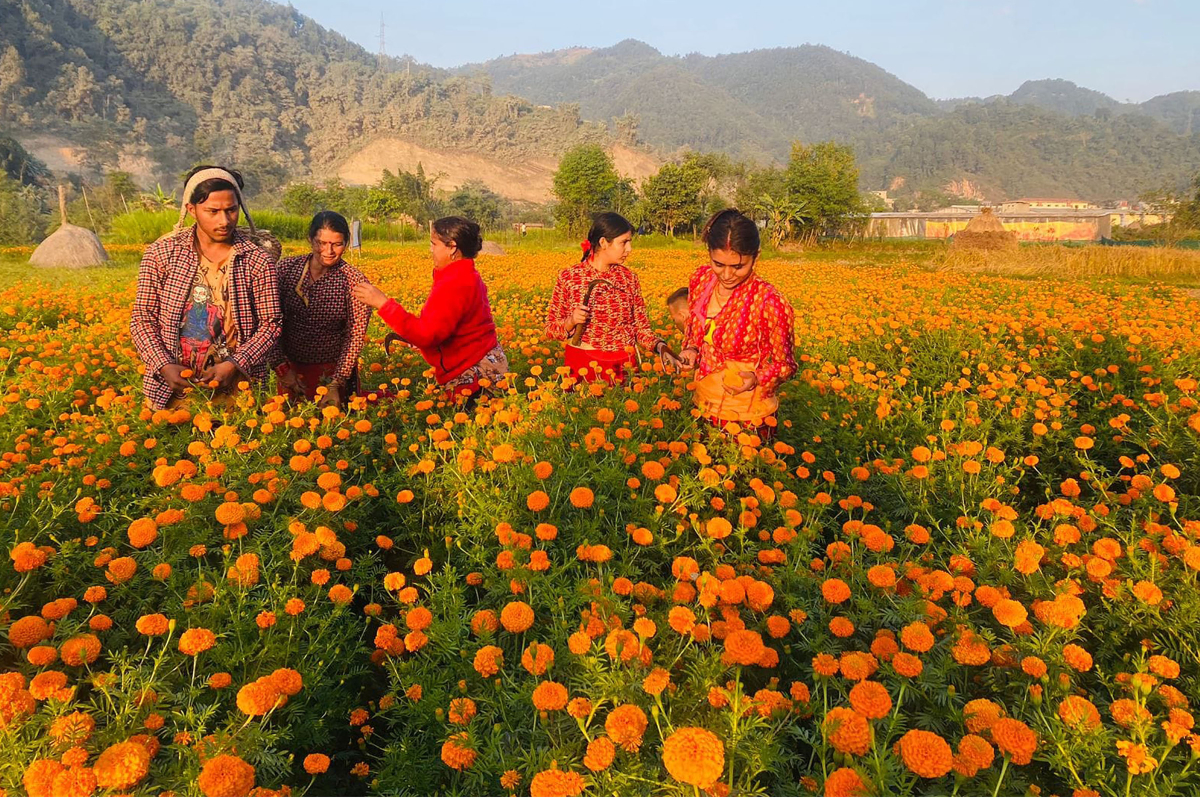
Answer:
xmin=465 ymin=41 xmax=1200 ymax=201
xmin=1 ymin=0 xmax=1197 ymax=203
xmin=0 ymin=0 xmax=609 ymax=192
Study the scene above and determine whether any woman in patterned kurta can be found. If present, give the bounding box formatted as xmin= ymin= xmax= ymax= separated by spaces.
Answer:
xmin=679 ymin=209 xmax=796 ymax=441
xmin=273 ymin=212 xmax=370 ymax=408
xmin=545 ymin=213 xmax=679 ymax=383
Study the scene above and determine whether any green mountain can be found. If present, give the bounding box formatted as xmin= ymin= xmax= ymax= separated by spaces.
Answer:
xmin=466 ymin=43 xmax=1200 ymax=201
xmin=0 ymin=0 xmax=610 ymax=191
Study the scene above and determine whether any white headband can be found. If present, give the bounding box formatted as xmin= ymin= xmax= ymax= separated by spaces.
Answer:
xmin=174 ymin=167 xmax=256 ymax=235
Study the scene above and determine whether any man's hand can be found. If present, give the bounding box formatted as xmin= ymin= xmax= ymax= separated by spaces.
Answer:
xmin=351 ymin=282 xmax=390 ymax=310
xmin=199 ymin=360 xmax=241 ymax=391
xmin=724 ymin=370 xmax=759 ymax=396
xmin=159 ymin=363 xmax=192 ymax=391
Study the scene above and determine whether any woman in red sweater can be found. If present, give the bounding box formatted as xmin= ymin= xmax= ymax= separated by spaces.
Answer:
xmin=352 ymin=217 xmax=507 ymax=403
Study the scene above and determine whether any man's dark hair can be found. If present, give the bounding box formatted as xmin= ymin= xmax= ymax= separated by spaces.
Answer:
xmin=185 ymin=165 xmax=244 ymax=205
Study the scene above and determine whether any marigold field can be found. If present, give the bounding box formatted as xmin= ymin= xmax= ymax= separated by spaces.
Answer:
xmin=2 ymin=242 xmax=1200 ymax=797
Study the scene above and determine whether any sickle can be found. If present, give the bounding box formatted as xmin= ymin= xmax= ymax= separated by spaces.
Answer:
xmin=569 ymin=278 xmax=613 ymax=346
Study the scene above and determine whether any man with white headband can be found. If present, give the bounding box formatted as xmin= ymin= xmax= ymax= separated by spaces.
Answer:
xmin=130 ymin=165 xmax=282 ymax=409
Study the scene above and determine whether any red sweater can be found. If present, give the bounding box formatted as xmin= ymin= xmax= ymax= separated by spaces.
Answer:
xmin=377 ymin=258 xmax=499 ymax=384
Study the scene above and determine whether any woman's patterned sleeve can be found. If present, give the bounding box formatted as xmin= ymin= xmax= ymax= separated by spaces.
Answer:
xmin=544 ymin=271 xmax=576 ymax=341
xmin=754 ymin=290 xmax=797 ymax=395
xmin=628 ymin=273 xmax=662 ymax=353
xmin=335 ymin=270 xmax=372 ymax=385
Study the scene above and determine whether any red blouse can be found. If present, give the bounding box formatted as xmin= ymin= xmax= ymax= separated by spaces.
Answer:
xmin=682 ymin=266 xmax=797 ymax=395
xmin=545 ymin=262 xmax=662 ymax=353
xmin=377 ymin=259 xmax=498 ymax=384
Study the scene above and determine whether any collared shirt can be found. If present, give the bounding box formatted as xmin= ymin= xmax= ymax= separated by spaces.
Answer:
xmin=544 ymin=261 xmax=661 ymax=353
xmin=274 ymin=255 xmax=370 ymax=384
xmin=130 ymin=226 xmax=281 ymax=409
xmin=682 ymin=266 xmax=797 ymax=396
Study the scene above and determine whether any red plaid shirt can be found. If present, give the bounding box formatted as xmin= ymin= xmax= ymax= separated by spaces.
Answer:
xmin=273 ymin=255 xmax=370 ymax=385
xmin=545 ymin=262 xmax=662 ymax=353
xmin=130 ymin=227 xmax=282 ymax=408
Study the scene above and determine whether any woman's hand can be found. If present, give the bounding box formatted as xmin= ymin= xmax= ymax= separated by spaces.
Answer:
xmin=656 ymin=342 xmax=683 ymax=373
xmin=569 ymin=305 xmax=590 ymax=327
xmin=724 ymin=370 xmax=758 ymax=396
xmin=352 ymin=282 xmax=390 ymax=310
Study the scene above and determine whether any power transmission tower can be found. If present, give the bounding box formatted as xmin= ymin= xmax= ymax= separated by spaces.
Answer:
xmin=377 ymin=13 xmax=385 ymax=66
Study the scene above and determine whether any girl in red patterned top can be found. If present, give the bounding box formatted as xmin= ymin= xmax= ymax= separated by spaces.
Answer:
xmin=545 ymin=213 xmax=680 ymax=382
xmin=678 ymin=209 xmax=796 ymax=441
xmin=353 ymin=217 xmax=507 ymax=404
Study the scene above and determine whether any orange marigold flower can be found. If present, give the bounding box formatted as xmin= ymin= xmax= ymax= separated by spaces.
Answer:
xmin=179 ymin=628 xmax=217 ymax=656
xmin=723 ymin=629 xmax=766 ymax=666
xmin=662 ymin=727 xmax=725 ymax=789
xmin=848 ymin=681 xmax=892 ymax=719
xmin=824 ymin=707 xmax=872 ymax=756
xmin=1058 ymin=696 xmax=1101 ymax=731
xmin=473 ymin=645 xmax=504 ymax=678
xmin=990 ymin=718 xmax=1037 ymax=765
xmin=60 ymin=634 xmax=101 ymax=667
xmin=605 ymin=704 xmax=649 ymax=752
xmin=964 ymin=699 xmax=1004 ymax=734
xmin=527 ymin=491 xmax=550 ymax=512
xmin=10 ymin=541 xmax=48 ymax=573
xmin=583 ymin=736 xmax=616 ymax=772
xmin=237 ymin=678 xmax=283 ymax=716
xmin=440 ymin=732 xmax=477 ymax=771
xmin=897 ymin=729 xmax=953 ymax=778
xmin=198 ymin=754 xmax=255 ymax=796
xmin=824 ymin=767 xmax=870 ymax=797
xmin=9 ymin=615 xmax=51 ymax=648
xmin=127 ymin=518 xmax=159 ymax=548
xmin=529 ymin=766 xmax=586 ymax=797
xmin=522 ymin=642 xmax=555 ymax=675
xmin=900 ymin=622 xmax=934 ymax=653
xmin=448 ymin=697 xmax=476 ymax=725
xmin=532 ymin=681 xmax=568 ymax=711
xmin=94 ymin=740 xmax=151 ymax=791
xmin=303 ymin=754 xmax=330 ymax=775
xmin=992 ymin=599 xmax=1028 ymax=628
xmin=1063 ymin=644 xmax=1093 ymax=672
xmin=500 ymin=601 xmax=534 ymax=633
xmin=953 ymin=734 xmax=995 ymax=778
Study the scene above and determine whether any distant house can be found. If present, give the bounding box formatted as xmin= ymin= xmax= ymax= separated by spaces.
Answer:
xmin=999 ymin=198 xmax=1096 ymax=213
xmin=867 ymin=208 xmax=1113 ymax=242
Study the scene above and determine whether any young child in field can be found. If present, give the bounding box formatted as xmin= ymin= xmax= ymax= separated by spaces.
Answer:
xmin=667 ymin=287 xmax=689 ymax=332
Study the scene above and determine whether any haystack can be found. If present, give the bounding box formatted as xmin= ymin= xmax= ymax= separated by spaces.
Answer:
xmin=30 ymin=186 xmax=109 ymax=268
xmin=479 ymin=240 xmax=506 ymax=256
xmin=951 ymin=207 xmax=1018 ymax=251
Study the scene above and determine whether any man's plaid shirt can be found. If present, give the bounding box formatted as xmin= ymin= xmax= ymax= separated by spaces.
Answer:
xmin=130 ymin=226 xmax=282 ymax=408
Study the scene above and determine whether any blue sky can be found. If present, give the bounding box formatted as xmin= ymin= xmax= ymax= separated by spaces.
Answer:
xmin=290 ymin=0 xmax=1197 ymax=102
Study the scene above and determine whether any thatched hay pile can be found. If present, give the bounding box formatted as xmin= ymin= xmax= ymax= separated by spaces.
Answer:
xmin=951 ymin=208 xmax=1018 ymax=251
xmin=30 ymin=186 xmax=109 ymax=268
